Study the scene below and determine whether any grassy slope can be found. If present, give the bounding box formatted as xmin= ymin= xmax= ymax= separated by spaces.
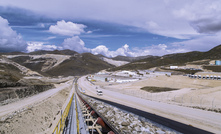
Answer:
xmin=46 ymin=53 xmax=114 ymax=76
xmin=0 ymin=63 xmax=23 ymax=82
xmin=9 ymin=51 xmax=114 ymax=77
xmin=111 ymin=44 xmax=221 ymax=71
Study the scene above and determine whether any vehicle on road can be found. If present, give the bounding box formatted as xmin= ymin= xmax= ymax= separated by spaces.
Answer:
xmin=97 ymin=90 xmax=103 ymax=96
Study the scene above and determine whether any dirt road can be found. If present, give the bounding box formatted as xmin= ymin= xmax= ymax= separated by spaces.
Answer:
xmin=78 ymin=76 xmax=221 ymax=133
xmin=0 ymin=79 xmax=75 ymax=134
xmin=0 ymin=80 xmax=73 ymax=118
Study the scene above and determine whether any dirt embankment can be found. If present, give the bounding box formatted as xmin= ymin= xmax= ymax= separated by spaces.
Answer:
xmin=0 ymin=83 xmax=71 ymax=134
xmin=0 ymin=78 xmax=55 ymax=105
xmin=0 ymin=84 xmax=54 ymax=104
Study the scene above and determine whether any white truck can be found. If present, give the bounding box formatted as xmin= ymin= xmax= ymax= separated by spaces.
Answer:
xmin=97 ymin=90 xmax=103 ymax=96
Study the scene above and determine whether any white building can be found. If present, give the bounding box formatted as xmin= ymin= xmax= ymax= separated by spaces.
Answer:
xmin=170 ymin=66 xmax=178 ymax=69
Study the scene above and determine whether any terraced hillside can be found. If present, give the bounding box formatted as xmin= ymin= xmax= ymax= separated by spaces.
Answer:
xmin=0 ymin=59 xmax=54 ymax=105
xmin=4 ymin=50 xmax=114 ymax=77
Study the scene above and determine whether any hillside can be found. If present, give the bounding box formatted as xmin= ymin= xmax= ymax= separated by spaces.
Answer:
xmin=6 ymin=51 xmax=114 ymax=77
xmin=99 ymin=57 xmax=129 ymax=67
xmin=2 ymin=44 xmax=221 ymax=75
xmin=110 ymin=44 xmax=221 ymax=71
xmin=204 ymin=45 xmax=221 ymax=59
xmin=46 ymin=53 xmax=114 ymax=76
xmin=112 ymin=55 xmax=152 ymax=62
xmin=0 ymin=56 xmax=54 ymax=104
xmin=28 ymin=49 xmax=79 ymax=56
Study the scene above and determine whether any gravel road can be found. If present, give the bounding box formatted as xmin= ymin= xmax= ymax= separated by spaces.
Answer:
xmin=0 ymin=79 xmax=73 ymax=118
xmin=78 ymin=76 xmax=221 ymax=133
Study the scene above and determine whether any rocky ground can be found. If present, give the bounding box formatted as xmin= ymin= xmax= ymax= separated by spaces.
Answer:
xmin=83 ymin=95 xmax=178 ymax=134
xmin=79 ymin=75 xmax=221 ymax=133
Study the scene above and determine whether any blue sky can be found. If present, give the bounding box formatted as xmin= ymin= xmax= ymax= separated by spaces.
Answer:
xmin=0 ymin=0 xmax=221 ymax=57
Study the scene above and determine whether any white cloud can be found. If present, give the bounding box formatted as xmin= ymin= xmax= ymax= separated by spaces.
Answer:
xmin=58 ymin=34 xmax=188 ymax=57
xmin=62 ymin=36 xmax=90 ymax=53
xmin=27 ymin=35 xmax=199 ymax=57
xmin=1 ymin=0 xmax=221 ymax=55
xmin=26 ymin=42 xmax=61 ymax=52
xmin=90 ymin=44 xmax=182 ymax=57
xmin=0 ymin=16 xmax=27 ymax=52
xmin=38 ymin=23 xmax=45 ymax=28
xmin=49 ymin=20 xmax=87 ymax=36
xmin=91 ymin=45 xmax=111 ymax=56
xmin=44 ymin=36 xmax=56 ymax=40
xmin=91 ymin=44 xmax=135 ymax=57
xmin=137 ymin=44 xmax=187 ymax=56
xmin=172 ymin=32 xmax=221 ymax=52
xmin=0 ymin=0 xmax=212 ymax=39
xmin=87 ymin=31 xmax=93 ymax=34
xmin=172 ymin=0 xmax=221 ymax=34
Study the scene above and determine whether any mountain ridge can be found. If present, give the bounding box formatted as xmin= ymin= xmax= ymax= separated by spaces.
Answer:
xmin=110 ymin=44 xmax=221 ymax=71
xmin=1 ymin=44 xmax=221 ymax=75
xmin=3 ymin=51 xmax=114 ymax=77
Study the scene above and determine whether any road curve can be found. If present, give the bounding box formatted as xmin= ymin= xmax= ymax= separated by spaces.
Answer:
xmin=78 ymin=76 xmax=221 ymax=133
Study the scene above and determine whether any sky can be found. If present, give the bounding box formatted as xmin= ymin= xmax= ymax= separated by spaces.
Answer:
xmin=0 ymin=0 xmax=221 ymax=57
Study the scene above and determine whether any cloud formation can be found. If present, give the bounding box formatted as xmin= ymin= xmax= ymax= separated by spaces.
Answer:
xmin=0 ymin=16 xmax=27 ymax=52
xmin=172 ymin=32 xmax=221 ymax=52
xmin=172 ymin=0 xmax=221 ymax=34
xmin=91 ymin=43 xmax=188 ymax=57
xmin=1 ymin=0 xmax=221 ymax=38
xmin=62 ymin=36 xmax=90 ymax=53
xmin=91 ymin=44 xmax=135 ymax=57
xmin=26 ymin=42 xmax=62 ymax=52
xmin=1 ymin=1 xmax=221 ymax=55
xmin=62 ymin=37 xmax=186 ymax=57
xmin=1 ymin=0 xmax=217 ymax=39
xmin=49 ymin=20 xmax=86 ymax=36
xmin=27 ymin=33 xmax=217 ymax=58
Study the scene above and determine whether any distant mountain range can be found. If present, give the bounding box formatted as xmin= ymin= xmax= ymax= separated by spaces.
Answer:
xmin=110 ymin=44 xmax=221 ymax=71
xmin=112 ymin=55 xmax=153 ymax=62
xmin=0 ymin=49 xmax=154 ymax=77
xmin=1 ymin=44 xmax=221 ymax=77
xmin=2 ymin=52 xmax=113 ymax=77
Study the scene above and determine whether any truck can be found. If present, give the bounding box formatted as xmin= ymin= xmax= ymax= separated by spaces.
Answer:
xmin=97 ymin=90 xmax=103 ymax=96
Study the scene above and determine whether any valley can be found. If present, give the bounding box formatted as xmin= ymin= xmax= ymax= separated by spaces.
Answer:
xmin=0 ymin=45 xmax=221 ymax=133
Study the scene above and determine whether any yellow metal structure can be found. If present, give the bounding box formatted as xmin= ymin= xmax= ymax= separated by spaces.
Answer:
xmin=52 ymin=93 xmax=74 ymax=134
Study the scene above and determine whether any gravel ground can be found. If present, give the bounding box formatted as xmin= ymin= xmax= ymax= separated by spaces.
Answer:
xmin=78 ymin=76 xmax=221 ymax=133
xmin=82 ymin=95 xmax=179 ymax=134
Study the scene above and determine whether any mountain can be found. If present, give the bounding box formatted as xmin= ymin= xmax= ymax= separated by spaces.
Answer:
xmin=2 ymin=44 xmax=221 ymax=75
xmin=45 ymin=53 xmax=114 ymax=76
xmin=110 ymin=44 xmax=221 ymax=71
xmin=0 ymin=51 xmax=26 ymax=55
xmin=28 ymin=49 xmax=78 ymax=55
xmin=204 ymin=45 xmax=221 ymax=59
xmin=112 ymin=55 xmax=153 ymax=62
xmin=6 ymin=51 xmax=114 ymax=77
